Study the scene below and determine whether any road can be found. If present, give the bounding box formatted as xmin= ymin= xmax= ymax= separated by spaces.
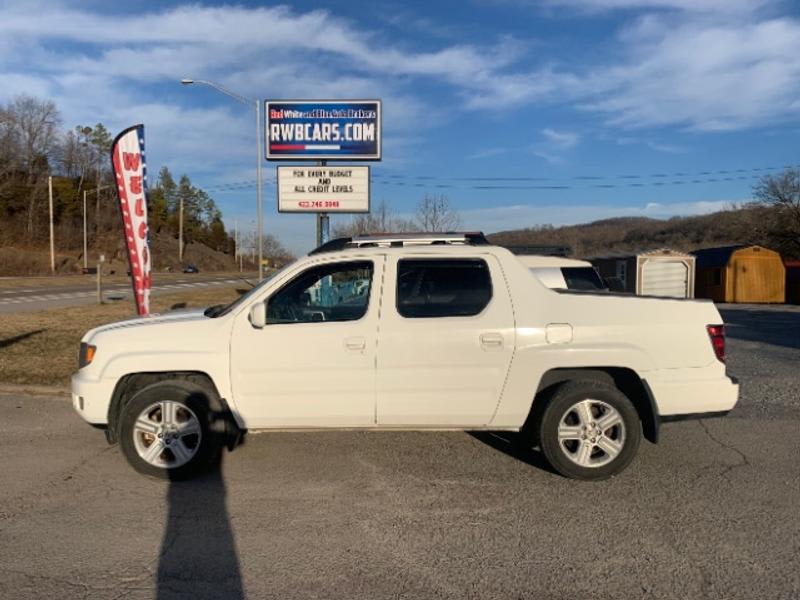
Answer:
xmin=0 ymin=272 xmax=258 ymax=314
xmin=0 ymin=305 xmax=798 ymax=599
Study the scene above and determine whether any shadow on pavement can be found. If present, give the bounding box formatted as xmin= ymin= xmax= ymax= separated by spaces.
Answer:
xmin=156 ymin=469 xmax=244 ymax=599
xmin=720 ymin=307 xmax=800 ymax=350
xmin=0 ymin=329 xmax=45 ymax=349
xmin=156 ymin=401 xmax=246 ymax=599
xmin=468 ymin=431 xmax=557 ymax=475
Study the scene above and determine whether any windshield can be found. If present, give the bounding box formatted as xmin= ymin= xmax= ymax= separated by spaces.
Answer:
xmin=205 ymin=264 xmax=292 ymax=318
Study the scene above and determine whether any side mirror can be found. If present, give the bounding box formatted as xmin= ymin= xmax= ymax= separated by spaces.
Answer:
xmin=249 ymin=302 xmax=267 ymax=329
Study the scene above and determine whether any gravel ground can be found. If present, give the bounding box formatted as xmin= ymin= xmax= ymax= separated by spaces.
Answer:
xmin=0 ymin=304 xmax=798 ymax=600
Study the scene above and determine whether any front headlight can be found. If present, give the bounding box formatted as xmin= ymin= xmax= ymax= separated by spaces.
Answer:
xmin=79 ymin=342 xmax=97 ymax=368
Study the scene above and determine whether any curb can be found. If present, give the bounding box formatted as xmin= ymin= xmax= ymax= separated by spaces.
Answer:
xmin=0 ymin=383 xmax=70 ymax=397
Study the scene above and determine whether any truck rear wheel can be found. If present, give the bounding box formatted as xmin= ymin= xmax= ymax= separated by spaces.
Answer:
xmin=539 ymin=380 xmax=641 ymax=480
xmin=119 ymin=380 xmax=223 ymax=480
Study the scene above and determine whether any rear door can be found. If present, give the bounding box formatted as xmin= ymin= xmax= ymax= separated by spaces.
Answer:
xmin=376 ymin=254 xmax=515 ymax=426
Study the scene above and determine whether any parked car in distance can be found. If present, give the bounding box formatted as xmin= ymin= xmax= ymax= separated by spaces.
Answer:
xmin=183 ymin=264 xmax=199 ymax=274
xmin=71 ymin=232 xmax=738 ymax=481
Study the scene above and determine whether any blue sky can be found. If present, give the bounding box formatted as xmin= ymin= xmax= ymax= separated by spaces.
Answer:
xmin=1 ymin=0 xmax=799 ymax=254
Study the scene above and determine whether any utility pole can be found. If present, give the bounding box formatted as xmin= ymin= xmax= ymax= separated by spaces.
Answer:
xmin=178 ymin=195 xmax=184 ymax=263
xmin=48 ymin=176 xmax=55 ymax=274
xmin=83 ymin=190 xmax=88 ymax=269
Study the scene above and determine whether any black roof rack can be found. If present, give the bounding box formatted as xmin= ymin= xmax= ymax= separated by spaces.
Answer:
xmin=308 ymin=232 xmax=491 ymax=255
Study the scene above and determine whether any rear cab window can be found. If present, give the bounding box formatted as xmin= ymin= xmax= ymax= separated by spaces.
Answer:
xmin=561 ymin=267 xmax=607 ymax=291
xmin=396 ymin=258 xmax=492 ymax=318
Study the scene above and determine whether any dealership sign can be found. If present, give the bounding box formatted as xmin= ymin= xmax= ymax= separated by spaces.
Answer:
xmin=277 ymin=166 xmax=369 ymax=213
xmin=266 ymin=100 xmax=381 ymax=161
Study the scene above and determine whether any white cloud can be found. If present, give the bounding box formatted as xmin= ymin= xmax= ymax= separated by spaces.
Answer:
xmin=532 ymin=127 xmax=580 ymax=163
xmin=580 ymin=16 xmax=800 ymax=130
xmin=541 ymin=0 xmax=771 ymax=14
xmin=542 ymin=128 xmax=579 ymax=148
xmin=646 ymin=140 xmax=686 ymax=153
xmin=3 ymin=1 xmax=795 ymax=136
xmin=0 ymin=3 xmax=520 ymax=100
xmin=466 ymin=147 xmax=509 ymax=160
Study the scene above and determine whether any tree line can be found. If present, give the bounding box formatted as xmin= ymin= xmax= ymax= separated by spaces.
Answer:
xmin=0 ymin=94 xmax=242 ymax=266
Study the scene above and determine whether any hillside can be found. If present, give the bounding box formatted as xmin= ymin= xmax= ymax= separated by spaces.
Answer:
xmin=0 ymin=231 xmax=248 ymax=276
xmin=488 ymin=205 xmax=797 ymax=259
xmin=1 ymin=99 xmax=274 ymax=276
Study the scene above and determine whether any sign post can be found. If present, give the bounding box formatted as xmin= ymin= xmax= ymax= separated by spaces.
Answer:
xmin=96 ymin=254 xmax=105 ymax=304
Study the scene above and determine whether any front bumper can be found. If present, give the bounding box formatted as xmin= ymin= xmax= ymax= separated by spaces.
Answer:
xmin=71 ymin=371 xmax=114 ymax=425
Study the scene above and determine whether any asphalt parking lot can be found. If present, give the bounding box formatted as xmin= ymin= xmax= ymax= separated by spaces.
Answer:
xmin=1 ymin=304 xmax=798 ymax=599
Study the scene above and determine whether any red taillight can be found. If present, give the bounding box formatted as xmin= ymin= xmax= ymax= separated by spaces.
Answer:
xmin=707 ymin=324 xmax=725 ymax=363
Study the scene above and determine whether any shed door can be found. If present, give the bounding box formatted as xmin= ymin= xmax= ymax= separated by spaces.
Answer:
xmin=640 ymin=260 xmax=689 ymax=298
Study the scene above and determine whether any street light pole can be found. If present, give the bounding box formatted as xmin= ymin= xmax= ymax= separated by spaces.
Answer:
xmin=255 ymin=99 xmax=264 ymax=280
xmin=181 ymin=78 xmax=264 ymax=280
xmin=83 ymin=185 xmax=108 ymax=270
xmin=48 ymin=175 xmax=55 ymax=274
xmin=83 ymin=190 xmax=88 ymax=269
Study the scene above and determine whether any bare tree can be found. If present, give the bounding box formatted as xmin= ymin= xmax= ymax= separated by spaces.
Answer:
xmin=332 ymin=199 xmax=415 ymax=238
xmin=752 ymin=169 xmax=800 ymax=256
xmin=415 ymin=194 xmax=461 ymax=232
xmin=4 ymin=95 xmax=61 ymax=238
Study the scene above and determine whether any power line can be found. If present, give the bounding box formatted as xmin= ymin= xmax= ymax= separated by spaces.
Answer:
xmin=197 ymin=163 xmax=799 ymax=194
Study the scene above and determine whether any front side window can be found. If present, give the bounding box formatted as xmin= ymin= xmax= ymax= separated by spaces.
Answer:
xmin=396 ymin=259 xmax=492 ymax=318
xmin=267 ymin=261 xmax=373 ymax=324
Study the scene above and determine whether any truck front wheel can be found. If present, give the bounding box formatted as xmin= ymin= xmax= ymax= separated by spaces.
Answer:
xmin=539 ymin=380 xmax=641 ymax=480
xmin=119 ymin=380 xmax=223 ymax=480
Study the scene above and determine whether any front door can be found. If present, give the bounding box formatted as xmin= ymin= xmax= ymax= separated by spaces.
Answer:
xmin=230 ymin=257 xmax=382 ymax=428
xmin=376 ymin=255 xmax=515 ymax=426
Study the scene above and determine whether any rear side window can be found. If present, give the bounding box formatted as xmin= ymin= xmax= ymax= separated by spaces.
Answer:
xmin=561 ymin=267 xmax=607 ymax=291
xmin=396 ymin=259 xmax=492 ymax=318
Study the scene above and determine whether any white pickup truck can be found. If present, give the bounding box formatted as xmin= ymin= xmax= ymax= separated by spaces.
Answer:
xmin=71 ymin=233 xmax=738 ymax=481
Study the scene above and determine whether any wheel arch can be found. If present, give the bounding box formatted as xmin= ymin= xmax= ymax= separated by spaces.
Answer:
xmin=106 ymin=371 xmax=240 ymax=444
xmin=526 ymin=367 xmax=659 ymax=444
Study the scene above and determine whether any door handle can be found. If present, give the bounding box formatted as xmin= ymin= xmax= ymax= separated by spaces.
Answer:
xmin=344 ymin=336 xmax=366 ymax=351
xmin=480 ymin=332 xmax=504 ymax=348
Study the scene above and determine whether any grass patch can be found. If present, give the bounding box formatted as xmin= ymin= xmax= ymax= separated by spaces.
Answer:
xmin=0 ymin=286 xmax=240 ymax=387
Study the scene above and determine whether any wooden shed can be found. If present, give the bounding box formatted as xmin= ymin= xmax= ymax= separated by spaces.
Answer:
xmin=589 ymin=249 xmax=695 ymax=298
xmin=785 ymin=260 xmax=800 ymax=305
xmin=693 ymin=245 xmax=785 ymax=304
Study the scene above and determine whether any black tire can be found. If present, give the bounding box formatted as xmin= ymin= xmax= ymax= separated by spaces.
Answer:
xmin=119 ymin=380 xmax=224 ymax=480
xmin=538 ymin=380 xmax=641 ymax=481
